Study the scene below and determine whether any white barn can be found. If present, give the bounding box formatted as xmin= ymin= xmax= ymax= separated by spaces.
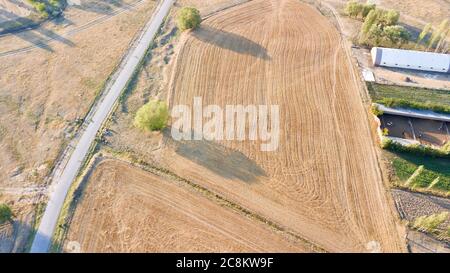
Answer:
xmin=371 ymin=47 xmax=450 ymax=73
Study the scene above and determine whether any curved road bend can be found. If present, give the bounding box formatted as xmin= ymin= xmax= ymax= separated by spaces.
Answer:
xmin=30 ymin=0 xmax=175 ymax=253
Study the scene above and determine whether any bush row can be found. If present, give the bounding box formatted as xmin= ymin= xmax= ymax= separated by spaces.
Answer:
xmin=381 ymin=138 xmax=450 ymax=159
xmin=375 ymin=97 xmax=450 ymax=115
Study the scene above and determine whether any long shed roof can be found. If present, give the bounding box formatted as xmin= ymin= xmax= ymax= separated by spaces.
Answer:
xmin=371 ymin=47 xmax=450 ymax=73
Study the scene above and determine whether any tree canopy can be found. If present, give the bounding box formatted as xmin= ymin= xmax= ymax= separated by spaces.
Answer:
xmin=358 ymin=6 xmax=409 ymax=47
xmin=0 ymin=204 xmax=12 ymax=224
xmin=134 ymin=100 xmax=169 ymax=132
xmin=177 ymin=7 xmax=202 ymax=31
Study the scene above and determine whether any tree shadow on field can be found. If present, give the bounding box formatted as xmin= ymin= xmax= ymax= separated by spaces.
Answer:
xmin=191 ymin=26 xmax=271 ymax=60
xmin=73 ymin=0 xmax=133 ymax=15
xmin=0 ymin=9 xmax=75 ymax=52
xmin=163 ymin=129 xmax=267 ymax=183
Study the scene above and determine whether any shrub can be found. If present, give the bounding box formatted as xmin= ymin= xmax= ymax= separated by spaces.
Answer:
xmin=442 ymin=142 xmax=450 ymax=153
xmin=35 ymin=2 xmax=46 ymax=12
xmin=413 ymin=212 xmax=449 ymax=233
xmin=345 ymin=1 xmax=375 ymax=19
xmin=381 ymin=128 xmax=389 ymax=136
xmin=380 ymin=137 xmax=392 ymax=149
xmin=49 ymin=0 xmax=61 ymax=8
xmin=383 ymin=25 xmax=410 ymax=46
xmin=376 ymin=97 xmax=450 ymax=115
xmin=371 ymin=104 xmax=383 ymax=116
xmin=0 ymin=204 xmax=12 ymax=224
xmin=361 ymin=4 xmax=376 ymax=19
xmin=380 ymin=9 xmax=400 ymax=26
xmin=381 ymin=139 xmax=450 ymax=159
xmin=177 ymin=7 xmax=201 ymax=31
xmin=134 ymin=100 xmax=169 ymax=131
xmin=345 ymin=1 xmax=363 ymax=18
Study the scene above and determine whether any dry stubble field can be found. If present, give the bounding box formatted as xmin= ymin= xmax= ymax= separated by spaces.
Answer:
xmin=162 ymin=0 xmax=405 ymax=252
xmin=66 ymin=159 xmax=307 ymax=252
xmin=0 ymin=0 xmax=157 ymax=252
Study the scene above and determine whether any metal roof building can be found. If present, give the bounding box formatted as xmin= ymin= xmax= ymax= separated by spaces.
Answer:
xmin=371 ymin=47 xmax=450 ymax=73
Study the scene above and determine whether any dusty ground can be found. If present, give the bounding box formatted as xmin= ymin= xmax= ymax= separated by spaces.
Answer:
xmin=105 ymin=0 xmax=406 ymax=252
xmin=380 ymin=115 xmax=449 ymax=147
xmin=393 ymin=189 xmax=450 ymax=224
xmin=0 ymin=0 xmax=32 ymax=25
xmin=352 ymin=47 xmax=450 ymax=90
xmin=326 ymin=0 xmax=450 ymax=29
xmin=407 ymin=230 xmax=450 ymax=253
xmin=392 ymin=189 xmax=450 ymax=250
xmin=0 ymin=0 xmax=157 ymax=252
xmin=379 ymin=0 xmax=450 ymax=27
xmin=65 ymin=158 xmax=309 ymax=252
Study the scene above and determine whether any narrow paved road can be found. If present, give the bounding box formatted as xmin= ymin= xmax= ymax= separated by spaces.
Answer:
xmin=30 ymin=0 xmax=175 ymax=253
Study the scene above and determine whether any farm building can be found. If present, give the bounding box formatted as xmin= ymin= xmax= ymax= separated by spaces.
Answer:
xmin=371 ymin=47 xmax=450 ymax=73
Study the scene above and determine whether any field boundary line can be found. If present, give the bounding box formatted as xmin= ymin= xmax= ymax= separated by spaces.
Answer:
xmin=29 ymin=0 xmax=175 ymax=253
xmin=87 ymin=150 xmax=329 ymax=253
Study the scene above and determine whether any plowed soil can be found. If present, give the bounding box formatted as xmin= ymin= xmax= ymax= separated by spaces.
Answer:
xmin=65 ymin=159 xmax=308 ymax=252
xmin=163 ymin=0 xmax=405 ymax=252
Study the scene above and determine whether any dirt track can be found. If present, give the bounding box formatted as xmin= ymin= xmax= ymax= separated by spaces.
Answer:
xmin=164 ymin=0 xmax=406 ymax=252
xmin=66 ymin=159 xmax=308 ymax=252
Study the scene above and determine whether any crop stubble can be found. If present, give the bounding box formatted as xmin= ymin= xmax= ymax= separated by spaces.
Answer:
xmin=164 ymin=0 xmax=405 ymax=252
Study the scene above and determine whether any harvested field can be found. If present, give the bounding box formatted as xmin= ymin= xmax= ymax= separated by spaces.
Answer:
xmin=163 ymin=0 xmax=406 ymax=252
xmin=0 ymin=0 xmax=156 ymax=252
xmin=65 ymin=159 xmax=307 ymax=252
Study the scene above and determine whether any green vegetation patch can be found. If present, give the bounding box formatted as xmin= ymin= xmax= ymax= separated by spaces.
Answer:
xmin=0 ymin=203 xmax=12 ymax=224
xmin=177 ymin=7 xmax=202 ymax=32
xmin=134 ymin=100 xmax=169 ymax=131
xmin=26 ymin=0 xmax=64 ymax=19
xmin=389 ymin=151 xmax=450 ymax=193
xmin=367 ymin=83 xmax=450 ymax=114
xmin=412 ymin=212 xmax=449 ymax=234
xmin=344 ymin=1 xmax=449 ymax=51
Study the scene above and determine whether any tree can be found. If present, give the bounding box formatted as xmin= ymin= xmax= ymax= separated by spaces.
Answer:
xmin=360 ymin=9 xmax=379 ymax=36
xmin=435 ymin=28 xmax=450 ymax=53
xmin=345 ymin=1 xmax=363 ymax=18
xmin=134 ymin=100 xmax=169 ymax=131
xmin=380 ymin=9 xmax=399 ymax=26
xmin=49 ymin=0 xmax=61 ymax=9
xmin=365 ymin=23 xmax=384 ymax=46
xmin=383 ymin=25 xmax=410 ymax=46
xmin=361 ymin=3 xmax=376 ymax=19
xmin=177 ymin=7 xmax=202 ymax=31
xmin=417 ymin=23 xmax=432 ymax=45
xmin=0 ymin=204 xmax=12 ymax=224
xmin=359 ymin=7 xmax=410 ymax=48
xmin=429 ymin=19 xmax=449 ymax=49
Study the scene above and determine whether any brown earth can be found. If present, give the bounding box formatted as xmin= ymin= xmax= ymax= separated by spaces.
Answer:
xmin=379 ymin=0 xmax=450 ymax=26
xmin=0 ymin=0 xmax=157 ymax=252
xmin=380 ymin=114 xmax=449 ymax=147
xmin=65 ymin=158 xmax=309 ymax=252
xmin=160 ymin=0 xmax=406 ymax=252
xmin=0 ymin=0 xmax=156 ymax=188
